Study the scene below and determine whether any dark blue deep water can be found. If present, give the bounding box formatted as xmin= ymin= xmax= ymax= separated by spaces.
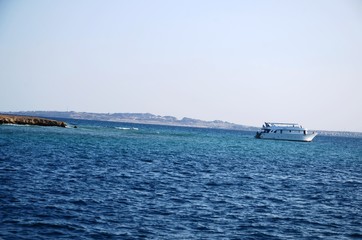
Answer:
xmin=1 ymin=119 xmax=361 ymax=239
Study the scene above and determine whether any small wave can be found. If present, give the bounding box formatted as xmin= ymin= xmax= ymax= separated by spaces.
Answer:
xmin=115 ymin=127 xmax=139 ymax=131
xmin=1 ymin=123 xmax=30 ymax=127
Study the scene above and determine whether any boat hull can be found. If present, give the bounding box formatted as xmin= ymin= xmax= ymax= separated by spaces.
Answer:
xmin=255 ymin=132 xmax=317 ymax=142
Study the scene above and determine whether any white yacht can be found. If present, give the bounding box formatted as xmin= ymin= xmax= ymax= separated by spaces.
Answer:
xmin=255 ymin=122 xmax=317 ymax=142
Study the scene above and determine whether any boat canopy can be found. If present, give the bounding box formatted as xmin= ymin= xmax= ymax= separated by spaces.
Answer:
xmin=264 ymin=122 xmax=301 ymax=128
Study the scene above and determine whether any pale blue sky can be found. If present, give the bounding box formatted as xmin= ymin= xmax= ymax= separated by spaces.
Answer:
xmin=1 ymin=0 xmax=361 ymax=131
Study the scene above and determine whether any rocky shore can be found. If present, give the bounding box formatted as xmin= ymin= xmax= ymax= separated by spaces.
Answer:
xmin=0 ymin=115 xmax=66 ymax=127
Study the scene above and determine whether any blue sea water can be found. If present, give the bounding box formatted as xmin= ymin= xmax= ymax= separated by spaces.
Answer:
xmin=1 ymin=119 xmax=361 ymax=240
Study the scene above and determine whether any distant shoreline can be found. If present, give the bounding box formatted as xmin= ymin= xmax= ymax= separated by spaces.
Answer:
xmin=0 ymin=114 xmax=66 ymax=128
xmin=1 ymin=111 xmax=257 ymax=131
xmin=1 ymin=111 xmax=361 ymax=137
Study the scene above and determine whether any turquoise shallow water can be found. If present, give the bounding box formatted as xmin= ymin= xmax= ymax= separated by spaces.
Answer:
xmin=1 ymin=119 xmax=361 ymax=239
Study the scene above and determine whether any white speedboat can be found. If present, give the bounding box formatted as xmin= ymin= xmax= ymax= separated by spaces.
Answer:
xmin=255 ymin=122 xmax=317 ymax=142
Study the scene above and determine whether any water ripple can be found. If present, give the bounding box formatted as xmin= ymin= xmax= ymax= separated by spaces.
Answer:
xmin=1 ymin=122 xmax=361 ymax=239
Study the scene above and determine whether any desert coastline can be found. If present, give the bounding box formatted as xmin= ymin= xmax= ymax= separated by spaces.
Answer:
xmin=0 ymin=114 xmax=66 ymax=128
xmin=2 ymin=111 xmax=361 ymax=137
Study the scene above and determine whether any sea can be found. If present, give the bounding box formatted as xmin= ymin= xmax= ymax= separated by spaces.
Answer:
xmin=1 ymin=119 xmax=361 ymax=240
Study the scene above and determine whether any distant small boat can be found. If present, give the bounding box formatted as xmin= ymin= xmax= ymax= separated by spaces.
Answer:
xmin=255 ymin=122 xmax=317 ymax=142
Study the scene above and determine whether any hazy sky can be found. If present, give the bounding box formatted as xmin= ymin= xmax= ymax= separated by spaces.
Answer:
xmin=1 ymin=0 xmax=361 ymax=132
